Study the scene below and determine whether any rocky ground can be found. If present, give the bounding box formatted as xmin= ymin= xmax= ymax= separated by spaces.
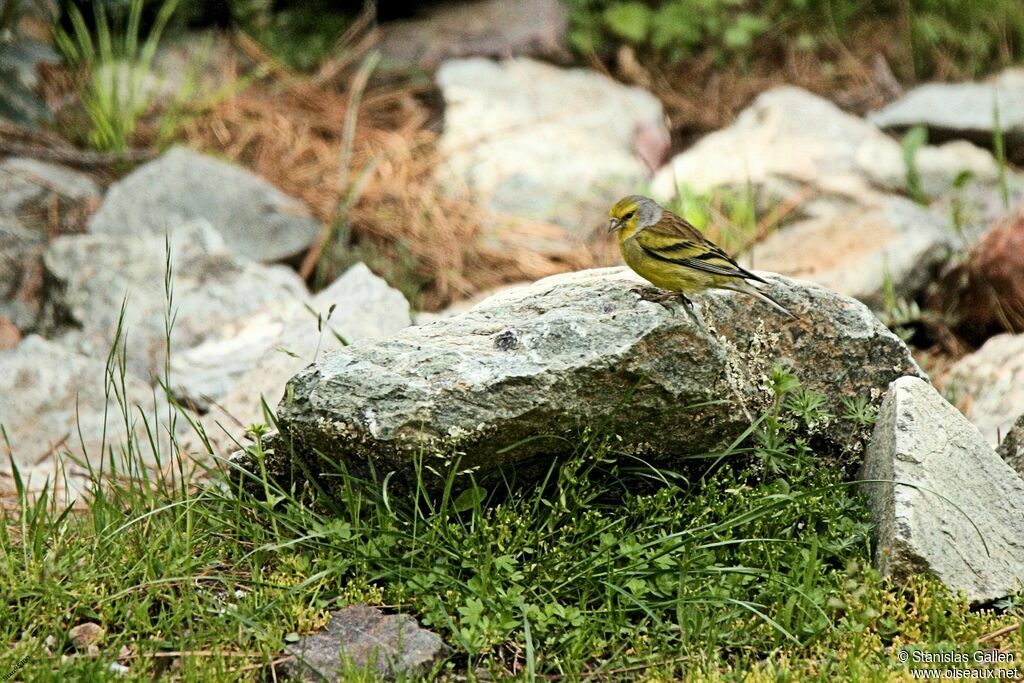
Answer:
xmin=2 ymin=0 xmax=1024 ymax=678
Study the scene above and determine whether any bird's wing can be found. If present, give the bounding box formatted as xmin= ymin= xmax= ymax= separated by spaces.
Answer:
xmin=635 ymin=210 xmax=767 ymax=283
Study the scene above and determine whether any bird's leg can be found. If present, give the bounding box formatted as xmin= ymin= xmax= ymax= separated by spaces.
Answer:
xmin=630 ymin=287 xmax=693 ymax=313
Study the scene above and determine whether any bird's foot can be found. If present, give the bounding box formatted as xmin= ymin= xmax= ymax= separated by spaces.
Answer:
xmin=631 ymin=287 xmax=694 ymax=314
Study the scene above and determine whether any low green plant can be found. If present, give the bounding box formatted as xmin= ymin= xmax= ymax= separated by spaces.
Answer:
xmin=902 ymin=124 xmax=930 ymax=205
xmin=908 ymin=0 xmax=1024 ymax=78
xmin=52 ymin=0 xmax=180 ymax=152
xmin=879 ymin=261 xmax=925 ymax=344
xmin=234 ymin=0 xmax=352 ymax=71
xmin=667 ymin=182 xmax=761 ymax=255
xmin=993 ymin=98 xmax=1011 ymax=211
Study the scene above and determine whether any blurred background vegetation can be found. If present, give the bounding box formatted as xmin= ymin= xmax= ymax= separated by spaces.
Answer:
xmin=2 ymin=0 xmax=1022 ymax=312
xmin=11 ymin=0 xmax=1020 ymax=77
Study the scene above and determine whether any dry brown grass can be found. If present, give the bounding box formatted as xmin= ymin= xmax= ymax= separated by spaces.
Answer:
xmin=161 ymin=40 xmax=608 ymax=310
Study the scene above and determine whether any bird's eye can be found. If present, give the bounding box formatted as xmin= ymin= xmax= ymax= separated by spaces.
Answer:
xmin=625 ymin=210 xmax=635 ymax=219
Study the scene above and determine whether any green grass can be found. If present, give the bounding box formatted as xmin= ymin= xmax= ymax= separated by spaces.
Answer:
xmin=2 ymin=349 xmax=1021 ymax=680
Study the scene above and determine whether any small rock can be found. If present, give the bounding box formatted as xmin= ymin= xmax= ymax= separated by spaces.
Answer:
xmin=274 ymin=267 xmax=922 ymax=490
xmin=283 ymin=604 xmax=447 ymax=681
xmin=436 ymin=58 xmax=668 ymax=241
xmin=0 ymin=215 xmax=44 ymax=330
xmin=39 ymin=220 xmax=308 ymax=381
xmin=0 ymin=157 xmax=100 ymax=231
xmin=0 ymin=160 xmax=100 ymax=327
xmin=741 ymin=196 xmax=953 ymax=308
xmin=927 ymin=213 xmax=1024 ymax=347
xmin=944 ymin=333 xmax=1024 ymax=446
xmin=379 ymin=0 xmax=570 ymax=72
xmin=68 ymin=622 xmax=105 ymax=656
xmin=88 ymin=146 xmax=321 ymax=263
xmin=0 ymin=336 xmax=174 ymax=496
xmin=997 ymin=414 xmax=1024 ymax=478
xmin=869 ymin=69 xmax=1024 ymax=159
xmin=0 ymin=38 xmax=59 ymax=126
xmin=860 ymin=376 xmax=1024 ymax=604
xmin=0 ymin=316 xmax=21 ymax=350
xmin=107 ymin=662 xmax=130 ymax=676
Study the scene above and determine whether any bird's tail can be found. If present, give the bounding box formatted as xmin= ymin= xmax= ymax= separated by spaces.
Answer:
xmin=719 ymin=280 xmax=799 ymax=320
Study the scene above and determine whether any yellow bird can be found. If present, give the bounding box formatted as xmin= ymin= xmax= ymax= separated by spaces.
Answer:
xmin=607 ymin=194 xmax=795 ymax=318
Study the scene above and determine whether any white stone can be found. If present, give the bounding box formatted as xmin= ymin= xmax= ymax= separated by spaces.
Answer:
xmin=436 ymin=58 xmax=667 ymax=236
xmin=861 ymin=376 xmax=1024 ymax=603
xmin=945 ymin=333 xmax=1024 ymax=446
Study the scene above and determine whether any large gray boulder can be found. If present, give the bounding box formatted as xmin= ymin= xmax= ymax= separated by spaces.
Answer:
xmin=39 ymin=220 xmax=308 ymax=382
xmin=88 ymin=146 xmax=321 ymax=262
xmin=275 ymin=267 xmax=922 ymax=487
xmin=861 ymin=376 xmax=1024 ymax=604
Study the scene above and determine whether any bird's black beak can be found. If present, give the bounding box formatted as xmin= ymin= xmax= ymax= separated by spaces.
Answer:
xmin=607 ymin=218 xmax=621 ymax=233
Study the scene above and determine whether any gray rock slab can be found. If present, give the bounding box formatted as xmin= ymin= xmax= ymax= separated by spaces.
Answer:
xmin=651 ymin=86 xmax=1012 ymax=209
xmin=379 ymin=0 xmax=570 ymax=72
xmin=0 ymin=335 xmax=173 ymax=499
xmin=276 ymin=267 xmax=922 ymax=488
xmin=436 ymin=58 xmax=668 ymax=239
xmin=998 ymin=414 xmax=1024 ymax=479
xmin=88 ymin=146 xmax=320 ymax=262
xmin=283 ymin=604 xmax=447 ymax=681
xmin=860 ymin=376 xmax=1024 ymax=603
xmin=740 ymin=196 xmax=954 ymax=308
xmin=39 ymin=220 xmax=308 ymax=382
xmin=869 ymin=70 xmax=1024 ymax=154
xmin=944 ymin=333 xmax=1024 ymax=446
xmin=173 ymin=263 xmax=411 ymax=449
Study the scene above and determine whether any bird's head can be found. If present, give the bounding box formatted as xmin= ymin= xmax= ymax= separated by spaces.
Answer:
xmin=607 ymin=195 xmax=663 ymax=239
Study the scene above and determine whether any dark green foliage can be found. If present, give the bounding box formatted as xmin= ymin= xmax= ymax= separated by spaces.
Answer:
xmin=567 ymin=0 xmax=1024 ymax=77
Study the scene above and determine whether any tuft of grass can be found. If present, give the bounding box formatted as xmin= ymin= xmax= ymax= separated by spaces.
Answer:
xmin=992 ymin=97 xmax=1011 ymax=211
xmin=52 ymin=0 xmax=180 ymax=152
xmin=902 ymin=124 xmax=930 ymax=205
